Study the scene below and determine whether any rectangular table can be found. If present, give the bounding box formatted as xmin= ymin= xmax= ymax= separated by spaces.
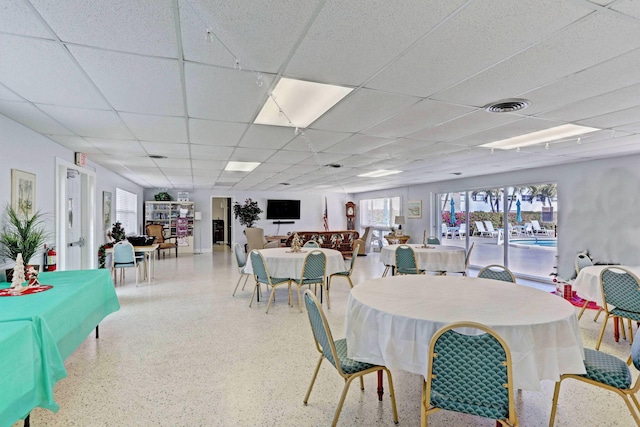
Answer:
xmin=0 ymin=269 xmax=120 ymax=426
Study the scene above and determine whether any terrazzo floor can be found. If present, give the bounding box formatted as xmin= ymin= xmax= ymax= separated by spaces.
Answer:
xmin=19 ymin=247 xmax=638 ymax=426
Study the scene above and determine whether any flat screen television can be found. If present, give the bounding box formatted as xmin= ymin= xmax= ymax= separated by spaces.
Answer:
xmin=266 ymin=199 xmax=301 ymax=220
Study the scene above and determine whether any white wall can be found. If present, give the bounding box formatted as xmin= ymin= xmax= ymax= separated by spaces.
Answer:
xmin=0 ymin=114 xmax=145 ymax=269
xmin=354 ymin=154 xmax=640 ymax=279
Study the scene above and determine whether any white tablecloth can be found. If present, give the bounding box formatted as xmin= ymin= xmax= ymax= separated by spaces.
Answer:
xmin=345 ymin=275 xmax=585 ymax=391
xmin=380 ymin=244 xmax=466 ymax=273
xmin=573 ymin=265 xmax=640 ymax=308
xmin=243 ymin=247 xmax=346 ymax=279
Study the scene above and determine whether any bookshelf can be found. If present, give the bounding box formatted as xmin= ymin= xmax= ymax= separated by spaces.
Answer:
xmin=144 ymin=201 xmax=195 ymax=254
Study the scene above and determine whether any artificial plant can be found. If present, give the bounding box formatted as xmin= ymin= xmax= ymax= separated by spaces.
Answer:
xmin=233 ymin=198 xmax=262 ymax=228
xmin=0 ymin=204 xmax=48 ymax=265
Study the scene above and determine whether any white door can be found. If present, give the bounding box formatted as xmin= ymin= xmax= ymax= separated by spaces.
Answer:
xmin=65 ymin=169 xmax=83 ymax=270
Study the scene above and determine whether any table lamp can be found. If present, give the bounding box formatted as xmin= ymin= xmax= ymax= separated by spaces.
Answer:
xmin=395 ymin=216 xmax=405 ymax=236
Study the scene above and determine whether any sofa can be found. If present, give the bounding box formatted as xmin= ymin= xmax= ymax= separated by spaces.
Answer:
xmin=285 ymin=230 xmax=360 ymax=257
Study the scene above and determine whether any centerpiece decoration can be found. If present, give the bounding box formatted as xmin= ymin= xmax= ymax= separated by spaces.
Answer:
xmin=290 ymin=233 xmax=303 ymax=253
xmin=233 ymin=198 xmax=262 ymax=229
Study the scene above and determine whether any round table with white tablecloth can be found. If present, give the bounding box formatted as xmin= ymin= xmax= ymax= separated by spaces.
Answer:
xmin=243 ymin=247 xmax=346 ymax=279
xmin=345 ymin=275 xmax=585 ymax=391
xmin=380 ymin=243 xmax=466 ymax=273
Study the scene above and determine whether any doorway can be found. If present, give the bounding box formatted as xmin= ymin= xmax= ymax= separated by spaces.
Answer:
xmin=55 ymin=158 xmax=96 ymax=270
xmin=211 ymin=197 xmax=232 ymax=247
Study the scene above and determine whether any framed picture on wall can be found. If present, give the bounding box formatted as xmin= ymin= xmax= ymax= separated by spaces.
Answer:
xmin=11 ymin=169 xmax=36 ymax=216
xmin=103 ymin=191 xmax=112 ymax=230
xmin=407 ymin=200 xmax=422 ymax=219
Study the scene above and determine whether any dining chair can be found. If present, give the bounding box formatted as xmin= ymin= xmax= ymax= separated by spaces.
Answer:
xmin=327 ymin=244 xmax=359 ymax=309
xmin=549 ymin=328 xmax=640 ymax=426
xmin=426 ymin=236 xmax=440 ymax=245
xmin=477 ymin=264 xmax=516 ymax=283
xmin=112 ymin=241 xmax=142 ymax=286
xmin=146 ymin=223 xmax=178 ymax=258
xmin=422 ymin=321 xmax=518 ymax=427
xmin=248 ymin=250 xmax=291 ymax=314
xmin=574 ymin=252 xmax=601 ymax=321
xmin=595 ymin=267 xmax=640 ymax=350
xmin=292 ymin=250 xmax=326 ymax=312
xmin=303 ymin=240 xmax=320 ymax=248
xmin=302 ymin=290 xmax=399 ymax=427
xmin=395 ymin=245 xmax=424 ymax=275
xmin=232 ymin=243 xmax=252 ymax=297
xmin=446 ymin=242 xmax=474 ymax=276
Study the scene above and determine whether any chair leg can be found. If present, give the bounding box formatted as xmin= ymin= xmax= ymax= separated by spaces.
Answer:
xmin=359 ymin=376 xmax=364 ymax=390
xmin=241 ymin=274 xmax=249 ymax=291
xmin=332 ymin=376 xmax=357 ymax=427
xmin=595 ymin=313 xmax=610 ymax=350
xmin=593 ymin=307 xmax=603 ymax=322
xmin=298 ymin=285 xmax=303 ymax=313
xmin=384 ymin=367 xmax=399 ymax=424
xmin=621 ymin=317 xmax=627 ymax=340
xmin=347 ymin=276 xmax=354 ymax=288
xmin=265 ymin=287 xmax=277 ymax=314
xmin=548 ymin=379 xmax=562 ymax=426
xmin=249 ymin=280 xmax=258 ymax=307
xmin=232 ymin=275 xmax=243 ymax=296
xmin=628 ymin=318 xmax=634 ymax=345
xmin=326 ymin=278 xmax=331 ymax=310
xmin=382 ymin=265 xmax=390 ymax=277
xmin=303 ymin=355 xmax=324 ymax=405
xmin=619 ymin=393 xmax=640 ymax=426
xmin=577 ymin=300 xmax=589 ymax=320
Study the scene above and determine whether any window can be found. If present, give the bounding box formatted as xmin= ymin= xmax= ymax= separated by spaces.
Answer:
xmin=359 ymin=197 xmax=401 ymax=227
xmin=115 ymin=188 xmax=137 ymax=235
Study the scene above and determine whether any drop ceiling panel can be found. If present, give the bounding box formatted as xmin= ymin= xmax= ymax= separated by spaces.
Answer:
xmin=0 ymin=0 xmax=53 ymax=38
xmin=31 ymin=0 xmax=178 ymax=57
xmin=185 ymin=63 xmax=273 ymax=122
xmin=609 ymin=1 xmax=640 ymax=19
xmin=265 ymin=150 xmax=312 ymax=164
xmin=115 ymin=156 xmax=157 ymax=167
xmin=324 ymin=134 xmax=394 ymax=155
xmin=38 ymin=105 xmax=133 ymax=138
xmin=450 ymin=117 xmax=564 ymax=148
xmin=120 ymin=113 xmax=188 ymax=142
xmin=139 ymin=142 xmax=190 ymax=158
xmin=155 ymin=158 xmax=191 ymax=168
xmin=311 ymin=89 xmax=420 ymax=132
xmin=191 ymin=160 xmax=226 ymax=170
xmin=253 ymin=163 xmax=290 ymax=173
xmin=69 ymin=46 xmax=184 ymax=116
xmin=161 ymin=168 xmax=192 ymax=176
xmin=366 ymin=0 xmax=590 ymax=97
xmin=190 ymin=145 xmax=234 ymax=160
xmin=434 ymin=12 xmax=640 ymax=106
xmin=409 ymin=111 xmax=523 ymax=143
xmin=189 ymin=119 xmax=246 ymax=146
xmin=238 ymin=124 xmax=295 ymax=149
xmin=88 ymin=138 xmax=146 ymax=156
xmin=0 ymin=85 xmax=23 ymax=102
xmin=230 ymin=147 xmax=276 ymax=162
xmin=282 ymin=129 xmax=350 ymax=152
xmin=48 ymin=135 xmax=103 ymax=153
xmin=300 ymin=152 xmax=351 ymax=166
xmin=0 ymin=101 xmax=73 ymax=135
xmin=0 ymin=35 xmax=108 ymax=108
xmin=180 ymin=1 xmax=319 ymax=72
xmin=285 ymin=0 xmax=467 ymax=86
xmin=577 ymin=105 xmax=640 ymax=128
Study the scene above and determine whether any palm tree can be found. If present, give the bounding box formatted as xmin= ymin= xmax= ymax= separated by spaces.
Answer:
xmin=507 ymin=186 xmax=527 ymax=211
xmin=528 ymin=184 xmax=557 ymax=206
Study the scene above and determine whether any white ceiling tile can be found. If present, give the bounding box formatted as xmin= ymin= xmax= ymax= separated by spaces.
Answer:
xmin=154 ymin=158 xmax=191 ymax=168
xmin=69 ymin=46 xmax=184 ymax=116
xmin=190 ymin=145 xmax=235 ymax=160
xmin=324 ymin=134 xmax=394 ymax=155
xmin=120 ymin=113 xmax=187 ymax=142
xmin=367 ymin=0 xmax=590 ymax=97
xmin=118 ymin=156 xmax=157 ymax=167
xmin=282 ymin=129 xmax=350 ymax=152
xmin=577 ymin=105 xmax=640 ymax=129
xmin=38 ymin=105 xmax=133 ymax=138
xmin=409 ymin=111 xmax=523 ymax=142
xmin=192 ymin=160 xmax=226 ymax=170
xmin=449 ymin=117 xmax=564 ymax=148
xmin=300 ymin=152 xmax=351 ymax=166
xmin=189 ymin=119 xmax=246 ymax=146
xmin=31 ymin=0 xmax=178 ymax=57
xmin=185 ymin=63 xmax=273 ymax=122
xmin=311 ymin=89 xmax=420 ymax=132
xmin=0 ymin=85 xmax=24 ymax=102
xmin=0 ymin=35 xmax=108 ymax=108
xmin=192 ymin=168 xmax=221 ymax=177
xmin=265 ymin=150 xmax=312 ymax=165
xmin=285 ymin=0 xmax=468 ymax=86
xmin=238 ymin=124 xmax=295 ymax=149
xmin=229 ymin=147 xmax=276 ymax=162
xmin=253 ymin=163 xmax=290 ymax=173
xmin=139 ymin=142 xmax=190 ymax=158
xmin=609 ymin=1 xmax=640 ymax=19
xmin=0 ymin=0 xmax=53 ymax=38
xmin=48 ymin=135 xmax=103 ymax=153
xmin=162 ymin=168 xmax=192 ymax=176
xmin=0 ymin=101 xmax=73 ymax=135
xmin=88 ymin=138 xmax=146 ymax=156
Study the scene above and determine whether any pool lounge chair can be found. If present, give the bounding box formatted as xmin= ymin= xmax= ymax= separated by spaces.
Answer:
xmin=483 ymin=221 xmax=499 ymax=238
xmin=474 ymin=221 xmax=491 ymax=237
xmin=531 ymin=220 xmax=553 ymax=236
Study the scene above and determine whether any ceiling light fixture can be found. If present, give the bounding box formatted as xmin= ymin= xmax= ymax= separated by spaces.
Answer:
xmin=254 ymin=78 xmax=353 ymax=128
xmin=357 ymin=170 xmax=403 ymax=178
xmin=224 ymin=161 xmax=260 ymax=172
xmin=480 ymin=124 xmax=599 ymax=150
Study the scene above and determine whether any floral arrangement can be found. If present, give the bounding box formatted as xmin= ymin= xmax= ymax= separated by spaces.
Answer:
xmin=97 ymin=243 xmax=113 ymax=269
xmin=110 ymin=222 xmax=126 ymax=242
xmin=233 ymin=198 xmax=262 ymax=228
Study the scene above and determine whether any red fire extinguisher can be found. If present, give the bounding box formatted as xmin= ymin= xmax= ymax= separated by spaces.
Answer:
xmin=44 ymin=245 xmax=57 ymax=272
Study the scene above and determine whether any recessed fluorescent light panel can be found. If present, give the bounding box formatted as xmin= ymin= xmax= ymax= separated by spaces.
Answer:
xmin=480 ymin=124 xmax=599 ymax=150
xmin=254 ymin=78 xmax=353 ymax=128
xmin=224 ymin=161 xmax=260 ymax=172
xmin=357 ymin=170 xmax=403 ymax=178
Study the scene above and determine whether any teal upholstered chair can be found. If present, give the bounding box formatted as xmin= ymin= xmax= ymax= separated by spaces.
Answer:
xmin=303 ymin=290 xmax=399 ymax=427
xmin=422 ymin=321 xmax=518 ymax=427
xmin=574 ymin=252 xmax=601 ymax=321
xmin=550 ymin=328 xmax=640 ymax=425
xmin=232 ymin=243 xmax=251 ymax=296
xmin=427 ymin=236 xmax=441 ymax=245
xmin=112 ymin=241 xmax=142 ymax=286
xmin=595 ymin=267 xmax=640 ymax=350
xmin=303 ymin=240 xmax=320 ymax=248
xmin=327 ymin=244 xmax=359 ymax=309
xmin=478 ymin=264 xmax=516 ymax=283
xmin=249 ymin=250 xmax=291 ymax=313
xmin=292 ymin=250 xmax=326 ymax=312
xmin=395 ymin=245 xmax=424 ymax=275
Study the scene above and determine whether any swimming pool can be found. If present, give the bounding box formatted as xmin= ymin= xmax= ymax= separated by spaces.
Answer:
xmin=510 ymin=239 xmax=557 ymax=248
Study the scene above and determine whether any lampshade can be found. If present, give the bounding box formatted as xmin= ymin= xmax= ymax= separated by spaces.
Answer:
xmin=194 ymin=212 xmax=202 ymax=221
xmin=395 ymin=216 xmax=405 ymax=225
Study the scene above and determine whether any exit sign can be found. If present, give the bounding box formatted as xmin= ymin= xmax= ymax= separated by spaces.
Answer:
xmin=75 ymin=152 xmax=87 ymax=167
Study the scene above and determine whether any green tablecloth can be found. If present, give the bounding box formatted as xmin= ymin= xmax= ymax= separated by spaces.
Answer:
xmin=0 ymin=269 xmax=120 ymax=426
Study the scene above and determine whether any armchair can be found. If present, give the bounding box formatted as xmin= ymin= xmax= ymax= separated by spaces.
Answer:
xmin=146 ymin=223 xmax=177 ymax=258
xmin=245 ymin=227 xmax=279 ymax=253
xmin=354 ymin=226 xmax=371 ymax=255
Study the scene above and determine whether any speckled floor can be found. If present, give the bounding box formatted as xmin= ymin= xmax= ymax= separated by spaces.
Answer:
xmin=19 ymin=248 xmax=639 ymax=426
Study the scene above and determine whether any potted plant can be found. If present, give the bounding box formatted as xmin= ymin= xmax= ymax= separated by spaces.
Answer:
xmin=0 ymin=204 xmax=48 ymax=268
xmin=154 ymin=191 xmax=173 ymax=201
xmin=233 ymin=198 xmax=262 ymax=228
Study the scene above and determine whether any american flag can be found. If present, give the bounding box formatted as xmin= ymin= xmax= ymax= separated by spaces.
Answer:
xmin=323 ymin=197 xmax=329 ymax=231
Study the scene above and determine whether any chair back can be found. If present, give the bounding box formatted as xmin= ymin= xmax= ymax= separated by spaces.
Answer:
xmin=574 ymin=252 xmax=593 ymax=275
xmin=395 ymin=245 xmax=418 ymax=273
xmin=249 ymin=250 xmax=272 ymax=285
xmin=600 ymin=267 xmax=640 ymax=313
xmin=531 ymin=220 xmax=542 ymax=231
xmin=301 ymin=250 xmax=327 ymax=282
xmin=465 ymin=242 xmax=475 ymax=270
xmin=478 ymin=264 xmax=516 ymax=283
xmin=113 ymin=241 xmax=136 ymax=267
xmin=632 ymin=329 xmax=640 ymax=371
xmin=303 ymin=290 xmax=343 ymax=373
xmin=146 ymin=224 xmax=166 ymax=244
xmin=427 ymin=236 xmax=440 ymax=245
xmin=303 ymin=241 xmax=320 ymax=248
xmin=245 ymin=228 xmax=268 ymax=253
xmin=475 ymin=221 xmax=486 ymax=233
xmin=458 ymin=223 xmax=467 ymax=236
xmin=426 ymin=321 xmax=516 ymax=423
xmin=347 ymin=244 xmax=360 ymax=273
xmin=233 ymin=243 xmax=246 ymax=269
xmin=484 ymin=221 xmax=495 ymax=232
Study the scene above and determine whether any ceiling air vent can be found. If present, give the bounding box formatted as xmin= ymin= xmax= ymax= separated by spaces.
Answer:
xmin=325 ymin=163 xmax=342 ymax=168
xmin=483 ymin=98 xmax=530 ymax=113
xmin=214 ymin=182 xmax=236 ymax=186
xmin=148 ymin=154 xmax=167 ymax=159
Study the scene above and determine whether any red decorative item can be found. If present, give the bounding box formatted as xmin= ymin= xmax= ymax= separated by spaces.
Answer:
xmin=563 ymin=283 xmax=572 ymax=300
xmin=0 ymin=285 xmax=53 ymax=297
